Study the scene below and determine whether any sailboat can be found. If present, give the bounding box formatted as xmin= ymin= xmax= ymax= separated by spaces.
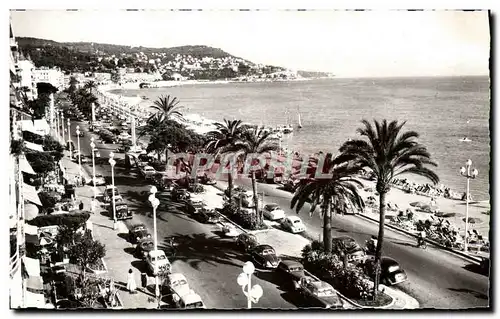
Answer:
xmin=282 ymin=109 xmax=294 ymax=134
xmin=297 ymin=107 xmax=303 ymax=129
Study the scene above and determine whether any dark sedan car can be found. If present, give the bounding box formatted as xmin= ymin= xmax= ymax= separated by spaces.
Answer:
xmin=276 ymin=260 xmax=305 ymax=289
xmin=193 ymin=208 xmax=221 ymax=224
xmin=135 ymin=238 xmax=154 ymax=259
xmin=250 ymin=244 xmax=280 ymax=269
xmin=129 ymin=224 xmax=152 ymax=244
xmin=363 ymin=256 xmax=408 ymax=285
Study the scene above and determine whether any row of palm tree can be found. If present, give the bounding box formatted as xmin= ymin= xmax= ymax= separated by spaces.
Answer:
xmin=69 ymin=80 xmax=100 ymax=120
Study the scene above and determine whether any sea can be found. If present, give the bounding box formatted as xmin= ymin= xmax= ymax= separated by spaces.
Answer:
xmin=111 ymin=76 xmax=491 ymax=201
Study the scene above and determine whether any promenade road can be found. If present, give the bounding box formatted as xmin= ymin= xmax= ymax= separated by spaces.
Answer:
xmin=68 ymin=121 xmax=296 ymax=309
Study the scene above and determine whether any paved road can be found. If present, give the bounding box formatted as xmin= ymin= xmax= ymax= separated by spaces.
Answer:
xmin=222 ymin=176 xmax=490 ymax=309
xmin=68 ymin=121 xmax=296 ymax=309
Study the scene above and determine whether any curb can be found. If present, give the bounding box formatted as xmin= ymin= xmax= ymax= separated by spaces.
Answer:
xmin=356 ymin=213 xmax=483 ymax=264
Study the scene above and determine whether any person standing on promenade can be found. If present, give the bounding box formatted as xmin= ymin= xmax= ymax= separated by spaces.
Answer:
xmin=79 ymin=200 xmax=84 ymax=210
xmin=127 ymin=269 xmax=137 ymax=294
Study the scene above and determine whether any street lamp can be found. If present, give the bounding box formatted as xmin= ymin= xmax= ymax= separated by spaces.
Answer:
xmin=237 ymin=261 xmax=263 ymax=309
xmin=109 ymin=152 xmax=117 ymax=230
xmin=460 ymin=159 xmax=479 ymax=253
xmin=67 ymin=119 xmax=73 ymax=159
xmin=148 ymin=186 xmax=161 ymax=302
xmin=76 ymin=125 xmax=82 ymax=176
xmin=55 ymin=109 xmax=59 ymax=140
xmin=90 ymin=137 xmax=97 ymax=197
xmin=61 ymin=112 xmax=65 ymax=145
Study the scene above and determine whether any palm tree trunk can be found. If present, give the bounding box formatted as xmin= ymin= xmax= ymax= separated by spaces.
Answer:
xmin=227 ymin=172 xmax=233 ymax=199
xmin=373 ymin=190 xmax=387 ymax=297
xmin=251 ymin=171 xmax=260 ymax=224
xmin=323 ymin=201 xmax=333 ymax=252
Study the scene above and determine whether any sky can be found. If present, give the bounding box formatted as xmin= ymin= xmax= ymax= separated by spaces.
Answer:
xmin=10 ymin=10 xmax=490 ymax=77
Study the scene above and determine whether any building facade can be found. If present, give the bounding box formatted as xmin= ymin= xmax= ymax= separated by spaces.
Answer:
xmin=34 ymin=67 xmax=65 ymax=91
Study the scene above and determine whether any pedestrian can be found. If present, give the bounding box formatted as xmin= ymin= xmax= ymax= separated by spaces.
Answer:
xmin=79 ymin=200 xmax=84 ymax=210
xmin=127 ymin=269 xmax=137 ymax=294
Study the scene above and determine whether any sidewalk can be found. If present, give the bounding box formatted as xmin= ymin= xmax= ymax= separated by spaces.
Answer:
xmin=61 ymin=154 xmax=158 ymax=309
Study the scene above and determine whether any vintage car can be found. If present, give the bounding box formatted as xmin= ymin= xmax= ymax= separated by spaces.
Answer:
xmin=73 ymin=154 xmax=90 ymax=164
xmin=93 ymin=148 xmax=101 ymax=158
xmin=128 ymin=224 xmax=152 ymax=244
xmin=235 ymin=233 xmax=259 ymax=252
xmin=262 ymin=203 xmax=286 ymax=221
xmin=172 ymin=187 xmax=190 ymax=202
xmin=331 ymin=236 xmax=366 ymax=265
xmin=114 ymin=202 xmax=133 ymax=220
xmin=192 ymin=208 xmax=221 ymax=224
xmin=135 ymin=238 xmax=154 ymax=259
xmin=250 ymin=244 xmax=280 ymax=269
xmin=276 ymin=260 xmax=305 ymax=288
xmin=297 ymin=276 xmax=343 ymax=309
xmin=363 ymin=256 xmax=408 ymax=286
xmin=174 ymin=292 xmax=206 ymax=309
xmin=146 ymin=249 xmax=171 ymax=275
xmin=162 ymin=273 xmax=191 ymax=300
xmin=281 ymin=216 xmax=306 ymax=233
xmin=220 ymin=223 xmax=239 ymax=238
xmin=92 ymin=174 xmax=106 ymax=186
xmin=103 ymin=185 xmax=122 ymax=203
xmin=140 ymin=166 xmax=156 ymax=180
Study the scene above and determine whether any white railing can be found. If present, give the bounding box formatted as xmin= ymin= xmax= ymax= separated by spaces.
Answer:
xmin=10 ymin=249 xmax=20 ymax=278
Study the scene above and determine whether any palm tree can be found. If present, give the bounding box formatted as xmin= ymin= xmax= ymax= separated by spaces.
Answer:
xmin=205 ymin=119 xmax=245 ymax=199
xmin=291 ymin=153 xmax=365 ymax=253
xmin=338 ymin=119 xmax=439 ymax=295
xmin=232 ymin=126 xmax=279 ymax=224
xmin=83 ymin=80 xmax=97 ymax=95
xmin=149 ymin=95 xmax=183 ymax=124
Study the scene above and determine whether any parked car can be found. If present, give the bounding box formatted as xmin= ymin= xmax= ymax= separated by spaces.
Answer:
xmin=146 ymin=249 xmax=171 ymax=275
xmin=92 ymin=174 xmax=106 ymax=186
xmin=75 ymin=131 xmax=85 ymax=137
xmin=175 ymin=292 xmax=206 ymax=309
xmin=140 ymin=166 xmax=157 ymax=180
xmin=220 ymin=223 xmax=239 ymax=238
xmin=135 ymin=238 xmax=154 ymax=259
xmin=115 ymin=202 xmax=133 ymax=220
xmin=128 ymin=224 xmax=152 ymax=244
xmin=276 ymin=260 xmax=305 ymax=289
xmin=235 ymin=233 xmax=258 ymax=253
xmin=281 ymin=216 xmax=306 ymax=233
xmin=162 ymin=273 xmax=191 ymax=300
xmin=250 ymin=244 xmax=280 ymax=268
xmin=172 ymin=187 xmax=190 ymax=201
xmin=262 ymin=203 xmax=286 ymax=221
xmin=103 ymin=185 xmax=122 ymax=203
xmin=73 ymin=154 xmax=90 ymax=164
xmin=66 ymin=141 xmax=76 ymax=152
xmin=363 ymin=256 xmax=408 ymax=285
xmin=331 ymin=236 xmax=365 ymax=265
xmin=192 ymin=208 xmax=221 ymax=224
xmin=297 ymin=276 xmax=343 ymax=309
xmin=93 ymin=148 xmax=101 ymax=158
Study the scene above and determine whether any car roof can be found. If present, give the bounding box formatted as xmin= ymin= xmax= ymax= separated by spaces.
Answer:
xmin=181 ymin=292 xmax=203 ymax=304
xmin=266 ymin=203 xmax=279 ymax=207
xmin=287 ymin=216 xmax=301 ymax=222
xmin=380 ymin=256 xmax=398 ymax=266
xmin=309 ymin=280 xmax=334 ymax=290
xmin=168 ymin=273 xmax=187 ymax=282
xmin=280 ymin=260 xmax=303 ymax=268
xmin=132 ymin=224 xmax=146 ymax=228
xmin=256 ymin=244 xmax=274 ymax=251
xmin=149 ymin=250 xmax=165 ymax=257
xmin=144 ymin=166 xmax=154 ymax=169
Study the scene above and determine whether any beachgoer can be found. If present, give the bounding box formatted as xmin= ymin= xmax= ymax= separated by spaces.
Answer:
xmin=127 ymin=269 xmax=137 ymax=294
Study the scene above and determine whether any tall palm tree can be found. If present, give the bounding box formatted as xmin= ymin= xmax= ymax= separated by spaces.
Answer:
xmin=205 ymin=119 xmax=245 ymax=199
xmin=232 ymin=126 xmax=279 ymax=224
xmin=83 ymin=80 xmax=97 ymax=95
xmin=291 ymin=153 xmax=365 ymax=253
xmin=338 ymin=119 xmax=439 ymax=295
xmin=150 ymin=95 xmax=183 ymax=124
xmin=138 ymin=115 xmax=167 ymax=161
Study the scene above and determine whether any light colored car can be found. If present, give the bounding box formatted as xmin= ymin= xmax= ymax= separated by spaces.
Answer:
xmin=146 ymin=249 xmax=171 ymax=275
xmin=141 ymin=165 xmax=156 ymax=180
xmin=281 ymin=216 xmax=306 ymax=233
xmin=165 ymin=273 xmax=191 ymax=299
xmin=262 ymin=203 xmax=286 ymax=221
xmin=93 ymin=174 xmax=106 ymax=186
xmin=175 ymin=291 xmax=206 ymax=309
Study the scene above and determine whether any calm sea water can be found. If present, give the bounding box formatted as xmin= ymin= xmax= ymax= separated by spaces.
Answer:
xmin=114 ymin=76 xmax=491 ymax=200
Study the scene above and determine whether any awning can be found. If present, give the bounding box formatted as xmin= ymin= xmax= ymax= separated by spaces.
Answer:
xmin=23 ymin=183 xmax=42 ymax=206
xmin=22 ymin=257 xmax=40 ymax=277
xmin=26 ymin=276 xmax=44 ymax=291
xmin=19 ymin=119 xmax=50 ymax=136
xmin=25 ymin=223 xmax=38 ymax=235
xmin=24 ymin=291 xmax=46 ymax=308
xmin=24 ymin=141 xmax=44 ymax=152
xmin=19 ymin=156 xmax=36 ymax=175
xmin=25 ymin=203 xmax=39 ymax=221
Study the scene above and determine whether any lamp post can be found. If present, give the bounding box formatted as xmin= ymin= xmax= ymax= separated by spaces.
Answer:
xmin=460 ymin=159 xmax=479 ymax=253
xmin=109 ymin=152 xmax=117 ymax=230
xmin=67 ymin=119 xmax=73 ymax=159
xmin=237 ymin=261 xmax=263 ymax=309
xmin=61 ymin=112 xmax=65 ymax=145
xmin=55 ymin=109 xmax=59 ymax=140
xmin=76 ymin=125 xmax=82 ymax=176
xmin=148 ymin=186 xmax=160 ymax=302
xmin=90 ymin=137 xmax=97 ymax=197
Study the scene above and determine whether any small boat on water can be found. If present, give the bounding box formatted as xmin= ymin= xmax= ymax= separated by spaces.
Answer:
xmin=297 ymin=107 xmax=303 ymax=129
xmin=141 ymin=96 xmax=149 ymax=100
xmin=459 ymin=137 xmax=472 ymax=142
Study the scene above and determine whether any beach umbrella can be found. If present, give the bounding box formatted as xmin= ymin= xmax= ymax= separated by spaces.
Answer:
xmin=463 ymin=217 xmax=481 ymax=224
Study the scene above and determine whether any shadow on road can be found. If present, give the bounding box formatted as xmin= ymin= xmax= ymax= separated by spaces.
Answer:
xmin=462 ymin=263 xmax=489 ymax=277
xmin=124 ymin=247 xmax=136 ymax=256
xmin=391 ymin=241 xmax=417 ymax=248
xmin=157 ymin=232 xmax=245 ymax=271
xmin=448 ymin=287 xmax=488 ymax=300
